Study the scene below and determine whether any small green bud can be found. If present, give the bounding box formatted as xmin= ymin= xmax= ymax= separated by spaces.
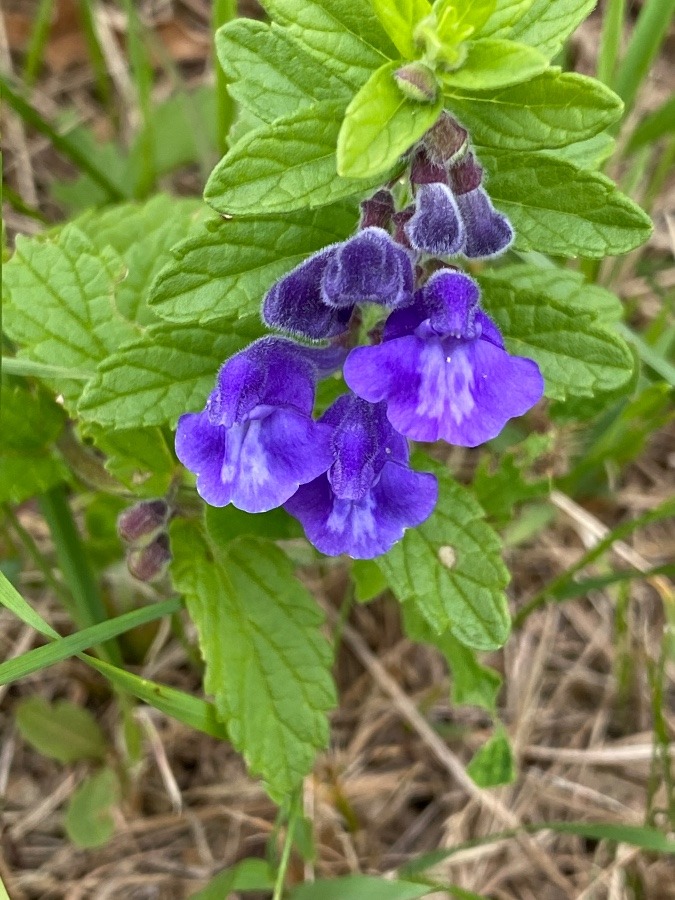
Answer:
xmin=394 ymin=62 xmax=439 ymax=104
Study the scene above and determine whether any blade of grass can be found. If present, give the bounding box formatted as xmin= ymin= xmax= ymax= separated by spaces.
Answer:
xmin=625 ymin=95 xmax=675 ymax=154
xmin=1 ymin=185 xmax=49 ymax=223
xmin=613 ymin=0 xmax=675 ymax=115
xmin=23 ymin=0 xmax=55 ymax=87
xmin=0 ymin=75 xmax=126 ymax=201
xmin=76 ymin=0 xmax=114 ymax=112
xmin=615 ymin=322 xmax=675 ymax=386
xmin=0 ymin=597 xmax=181 ymax=684
xmin=597 ymin=0 xmax=625 ymax=87
xmin=4 ymin=504 xmax=72 ymax=608
xmin=0 ymin=570 xmax=227 ymax=740
xmin=39 ymin=485 xmax=122 ymax=664
xmin=121 ymin=0 xmax=156 ymax=197
xmin=513 ymin=495 xmax=675 ymax=626
xmin=553 ymin=562 xmax=675 ymax=602
xmin=213 ymin=0 xmax=237 ymax=155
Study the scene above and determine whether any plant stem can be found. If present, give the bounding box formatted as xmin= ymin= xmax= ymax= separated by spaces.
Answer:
xmin=39 ymin=485 xmax=122 ymax=665
xmin=273 ymin=792 xmax=301 ymax=900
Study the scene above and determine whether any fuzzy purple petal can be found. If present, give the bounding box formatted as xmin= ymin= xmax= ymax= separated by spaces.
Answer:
xmin=284 ymin=462 xmax=437 ymax=558
xmin=321 ymin=228 xmax=414 ymax=309
xmin=456 ymin=188 xmax=514 ymax=259
xmin=176 ymin=407 xmax=334 ymax=512
xmin=405 ymin=184 xmax=466 ymax=256
xmin=344 ymin=335 xmax=543 ymax=446
xmin=421 ymin=270 xmax=481 ymax=338
xmin=263 ymin=248 xmax=353 ymax=340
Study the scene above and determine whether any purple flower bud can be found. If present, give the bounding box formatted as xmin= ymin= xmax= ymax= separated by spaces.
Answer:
xmin=344 ymin=270 xmax=543 ymax=447
xmin=394 ymin=62 xmax=439 ymax=103
xmin=321 ymin=228 xmax=414 ymax=310
xmin=127 ymin=533 xmax=172 ymax=582
xmin=410 ymin=147 xmax=449 ymax=185
xmin=263 ymin=247 xmax=354 ymax=341
xmin=285 ymin=395 xmax=437 ymax=558
xmin=422 ymin=111 xmax=468 ymax=167
xmin=392 ymin=208 xmax=414 ymax=249
xmin=456 ymin=188 xmax=514 ymax=259
xmin=360 ymin=190 xmax=395 ymax=230
xmin=117 ymin=500 xmax=169 ymax=546
xmin=405 ymin=183 xmax=465 ymax=256
xmin=449 ymin=153 xmax=483 ymax=195
xmin=175 ymin=338 xmax=334 ymax=513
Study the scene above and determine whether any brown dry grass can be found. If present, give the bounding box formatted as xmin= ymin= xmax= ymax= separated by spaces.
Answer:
xmin=2 ymin=2 xmax=674 ymax=898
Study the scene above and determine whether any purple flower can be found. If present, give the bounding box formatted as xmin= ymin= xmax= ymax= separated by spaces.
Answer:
xmin=175 ymin=338 xmax=334 ymax=512
xmin=405 ymin=183 xmax=465 ymax=256
xmin=321 ymin=228 xmax=414 ymax=309
xmin=455 ymin=188 xmax=514 ymax=259
xmin=285 ymin=395 xmax=437 ymax=558
xmin=263 ymin=229 xmax=414 ymax=341
xmin=343 ymin=270 xmax=544 ymax=447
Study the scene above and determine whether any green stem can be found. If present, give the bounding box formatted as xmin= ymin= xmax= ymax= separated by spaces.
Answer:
xmin=23 ymin=0 xmax=55 ymax=86
xmin=273 ymin=792 xmax=301 ymax=900
xmin=0 ymin=76 xmax=126 ymax=201
xmin=213 ymin=0 xmax=237 ymax=155
xmin=39 ymin=485 xmax=122 ymax=665
xmin=596 ymin=0 xmax=625 ymax=87
xmin=122 ymin=0 xmax=156 ymax=197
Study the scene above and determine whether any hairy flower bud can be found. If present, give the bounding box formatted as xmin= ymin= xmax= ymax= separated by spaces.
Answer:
xmin=117 ymin=499 xmax=169 ymax=546
xmin=127 ymin=533 xmax=172 ymax=582
xmin=423 ymin=111 xmax=468 ymax=166
xmin=394 ymin=62 xmax=439 ymax=104
xmin=360 ymin=190 xmax=395 ymax=230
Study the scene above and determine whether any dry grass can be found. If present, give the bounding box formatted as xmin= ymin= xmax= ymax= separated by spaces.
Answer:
xmin=1 ymin=2 xmax=674 ymax=898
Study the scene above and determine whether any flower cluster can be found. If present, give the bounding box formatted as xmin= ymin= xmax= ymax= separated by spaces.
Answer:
xmin=175 ymin=115 xmax=544 ymax=559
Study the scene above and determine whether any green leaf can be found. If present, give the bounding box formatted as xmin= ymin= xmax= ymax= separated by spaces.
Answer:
xmin=149 ymin=205 xmax=357 ymax=325
xmin=290 ymin=876 xmax=435 ymax=900
xmin=0 ymin=382 xmax=68 ymax=504
xmin=261 ymin=0 xmax=397 ymax=89
xmin=477 ymin=0 xmax=536 ymax=38
xmin=73 ymin=195 xmax=204 ymax=327
xmin=190 ymin=859 xmax=275 ymax=900
xmin=78 ymin=319 xmax=260 ymax=429
xmin=80 ymin=425 xmax=177 ymax=497
xmin=377 ymin=457 xmax=510 ymax=650
xmin=547 ymin=131 xmax=615 ymax=170
xmin=338 ymin=61 xmax=441 ymax=179
xmin=216 ymin=19 xmax=351 ymax=124
xmin=352 ymin=559 xmax=389 ymax=603
xmin=441 ymin=39 xmax=548 ymax=91
xmin=509 ymin=0 xmax=596 ymax=58
xmin=2 ymin=226 xmax=138 ymax=407
xmin=467 ymin=727 xmax=516 ymax=787
xmin=473 ymin=452 xmax=548 ymax=525
xmin=402 ymin=606 xmax=502 ymax=712
xmin=0 ymin=598 xmax=181 ymax=685
xmin=205 ymin=102 xmax=387 ymax=216
xmin=171 ymin=522 xmax=336 ymax=801
xmin=479 ymin=274 xmax=634 ymax=400
xmin=487 ymin=264 xmax=623 ymax=324
xmin=447 ymin=69 xmax=622 ymax=151
xmin=481 ymin=150 xmax=653 ymax=257
xmin=64 ymin=768 xmax=120 ymax=848
xmin=15 ymin=697 xmax=106 ymax=763
xmin=206 ymin=505 xmax=301 ymax=545
xmin=370 ymin=0 xmax=431 ymax=58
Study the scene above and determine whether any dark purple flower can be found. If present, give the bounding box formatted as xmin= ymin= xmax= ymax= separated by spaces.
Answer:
xmin=175 ymin=338 xmax=334 ymax=512
xmin=344 ymin=270 xmax=544 ymax=447
xmin=455 ymin=188 xmax=514 ymax=259
xmin=321 ymin=228 xmax=414 ymax=309
xmin=360 ymin=190 xmax=395 ymax=229
xmin=405 ymin=183 xmax=465 ymax=256
xmin=285 ymin=395 xmax=437 ymax=558
xmin=263 ymin=247 xmax=353 ymax=340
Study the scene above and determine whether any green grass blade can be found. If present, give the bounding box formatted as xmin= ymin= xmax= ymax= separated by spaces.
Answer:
xmin=22 ymin=0 xmax=55 ymax=86
xmin=0 ymin=76 xmax=126 ymax=201
xmin=625 ymin=95 xmax=675 ymax=154
xmin=0 ymin=597 xmax=181 ymax=684
xmin=596 ymin=0 xmax=625 ymax=87
xmin=76 ymin=0 xmax=113 ymax=111
xmin=615 ymin=323 xmax=675 ymax=386
xmin=1 ymin=357 xmax=89 ymax=380
xmin=213 ymin=0 xmax=237 ymax=155
xmin=0 ymin=571 xmax=226 ymax=740
xmin=553 ymin=563 xmax=675 ymax=602
xmin=121 ymin=0 xmax=156 ymax=197
xmin=614 ymin=0 xmax=675 ymax=114
xmin=514 ymin=495 xmax=675 ymax=626
xmin=39 ymin=485 xmax=122 ymax=664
